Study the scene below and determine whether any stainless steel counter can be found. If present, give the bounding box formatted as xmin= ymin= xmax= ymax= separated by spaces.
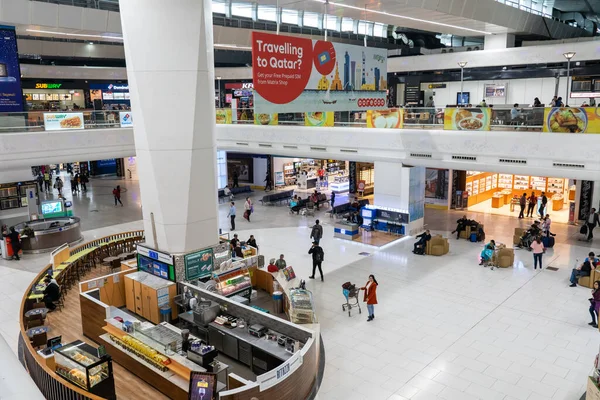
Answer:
xmin=208 ymin=322 xmax=292 ymax=362
xmin=15 ymin=217 xmax=83 ymax=253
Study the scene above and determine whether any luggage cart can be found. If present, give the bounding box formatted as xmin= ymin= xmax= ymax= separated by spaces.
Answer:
xmin=341 ymin=282 xmax=361 ymax=317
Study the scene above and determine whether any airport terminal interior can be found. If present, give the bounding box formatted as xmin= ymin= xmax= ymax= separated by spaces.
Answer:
xmin=3 ymin=1 xmax=600 ymax=400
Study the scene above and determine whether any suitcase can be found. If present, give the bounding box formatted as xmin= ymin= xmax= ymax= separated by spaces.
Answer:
xmin=470 ymin=233 xmax=478 ymax=242
xmin=542 ymin=236 xmax=555 ymax=248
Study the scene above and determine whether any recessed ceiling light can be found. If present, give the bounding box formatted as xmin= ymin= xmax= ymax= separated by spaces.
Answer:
xmin=310 ymin=0 xmax=493 ymax=35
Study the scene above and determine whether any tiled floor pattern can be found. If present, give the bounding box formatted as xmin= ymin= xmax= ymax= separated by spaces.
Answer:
xmin=0 ymin=176 xmax=597 ymax=399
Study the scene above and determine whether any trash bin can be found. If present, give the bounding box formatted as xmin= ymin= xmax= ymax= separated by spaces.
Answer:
xmin=160 ymin=305 xmax=171 ymax=323
xmin=272 ymin=291 xmax=283 ymax=314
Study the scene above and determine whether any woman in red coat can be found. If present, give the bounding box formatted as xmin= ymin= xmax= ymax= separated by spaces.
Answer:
xmin=361 ymin=275 xmax=378 ymax=321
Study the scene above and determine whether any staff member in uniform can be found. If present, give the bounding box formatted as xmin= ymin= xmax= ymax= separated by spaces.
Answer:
xmin=360 ymin=274 xmax=378 ymax=322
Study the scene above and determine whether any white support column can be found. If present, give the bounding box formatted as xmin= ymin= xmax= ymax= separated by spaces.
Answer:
xmin=374 ymin=162 xmax=425 ymax=235
xmin=120 ymin=0 xmax=219 ymax=253
xmin=484 ymin=33 xmax=515 ymax=50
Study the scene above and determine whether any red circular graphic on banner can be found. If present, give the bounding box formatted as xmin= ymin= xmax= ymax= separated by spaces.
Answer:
xmin=312 ymin=40 xmax=336 ymax=76
xmin=252 ymin=32 xmax=313 ymax=105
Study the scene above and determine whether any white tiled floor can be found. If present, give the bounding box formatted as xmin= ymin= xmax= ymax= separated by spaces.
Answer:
xmin=0 ymin=179 xmax=597 ymax=399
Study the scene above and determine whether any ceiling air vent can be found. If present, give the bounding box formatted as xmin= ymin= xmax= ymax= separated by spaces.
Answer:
xmin=340 ymin=149 xmax=358 ymax=153
xmin=499 ymin=158 xmax=527 ymax=164
xmin=283 ymin=145 xmax=298 ymax=149
xmin=310 ymin=146 xmax=327 ymax=151
xmin=410 ymin=153 xmax=432 ymax=158
xmin=452 ymin=155 xmax=477 ymax=161
xmin=235 ymin=142 xmax=249 ymax=146
xmin=553 ymin=162 xmax=585 ymax=169
xmin=258 ymin=143 xmax=272 ymax=148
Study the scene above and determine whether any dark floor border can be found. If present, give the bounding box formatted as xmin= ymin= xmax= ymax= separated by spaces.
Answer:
xmin=307 ymin=334 xmax=325 ymax=400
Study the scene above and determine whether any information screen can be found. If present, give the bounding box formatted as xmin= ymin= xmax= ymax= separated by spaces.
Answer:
xmin=41 ymin=201 xmax=63 ymax=215
xmin=137 ymin=254 xmax=175 ymax=281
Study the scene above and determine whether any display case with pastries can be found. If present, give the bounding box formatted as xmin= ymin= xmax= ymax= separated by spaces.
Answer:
xmin=289 ymin=288 xmax=316 ymax=324
xmin=213 ymin=265 xmax=252 ymax=298
xmin=109 ymin=333 xmax=171 ymax=371
xmin=54 ymin=340 xmax=115 ymax=398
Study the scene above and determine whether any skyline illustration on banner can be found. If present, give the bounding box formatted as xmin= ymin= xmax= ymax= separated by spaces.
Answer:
xmin=252 ymin=32 xmax=388 ymax=113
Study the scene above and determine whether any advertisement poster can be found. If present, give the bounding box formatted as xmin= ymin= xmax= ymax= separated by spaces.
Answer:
xmin=254 ymin=113 xmax=278 ymax=125
xmin=275 ymin=171 xmax=284 ymax=186
xmin=188 ymin=372 xmax=217 ymax=400
xmin=304 ymin=112 xmax=334 ymax=127
xmin=0 ymin=27 xmax=23 ymax=112
xmin=119 ymin=111 xmax=133 ymax=127
xmin=366 ymin=109 xmax=403 ymax=128
xmin=252 ymin=32 xmax=387 ymax=113
xmin=443 ymin=108 xmax=491 ymax=131
xmin=43 ymin=112 xmax=85 ymax=130
xmin=184 ymin=248 xmax=214 ymax=280
xmin=543 ymin=107 xmax=600 ymax=133
xmin=215 ymin=108 xmax=232 ymax=124
xmin=484 ymin=84 xmax=506 ymax=98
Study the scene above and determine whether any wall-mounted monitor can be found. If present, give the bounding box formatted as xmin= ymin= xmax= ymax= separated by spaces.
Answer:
xmin=457 ymin=92 xmax=470 ymax=105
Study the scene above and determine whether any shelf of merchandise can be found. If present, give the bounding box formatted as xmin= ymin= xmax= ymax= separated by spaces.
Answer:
xmin=465 ymin=181 xmax=472 ymax=196
xmin=497 ymin=174 xmax=513 ymax=189
xmin=491 ymin=175 xmax=498 ymax=189
xmin=530 ymin=176 xmax=547 ymax=192
xmin=472 ymin=180 xmax=479 ymax=196
xmin=547 ymin=178 xmax=565 ymax=194
xmin=513 ymin=175 xmax=529 ymax=191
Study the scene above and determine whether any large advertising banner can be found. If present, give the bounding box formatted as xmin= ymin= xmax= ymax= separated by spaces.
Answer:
xmin=543 ymin=107 xmax=600 ymax=133
xmin=43 ymin=112 xmax=85 ymax=130
xmin=252 ymin=32 xmax=387 ymax=113
xmin=0 ymin=27 xmax=23 ymax=112
xmin=304 ymin=112 xmax=334 ymax=127
xmin=366 ymin=109 xmax=403 ymax=128
xmin=254 ymin=113 xmax=278 ymax=125
xmin=215 ymin=109 xmax=232 ymax=124
xmin=443 ymin=108 xmax=491 ymax=131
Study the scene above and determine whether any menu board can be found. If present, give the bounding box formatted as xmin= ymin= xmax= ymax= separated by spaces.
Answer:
xmin=32 ymin=93 xmax=39 ymax=100
xmin=103 ymin=91 xmax=114 ymax=100
xmin=137 ymin=254 xmax=175 ymax=281
xmin=184 ymin=248 xmax=214 ymax=280
xmin=39 ymin=93 xmax=46 ymax=100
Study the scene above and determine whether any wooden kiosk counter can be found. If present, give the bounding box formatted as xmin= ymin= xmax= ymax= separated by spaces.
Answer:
xmin=18 ymin=232 xmax=323 ymax=400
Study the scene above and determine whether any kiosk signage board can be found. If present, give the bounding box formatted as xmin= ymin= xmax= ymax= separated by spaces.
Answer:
xmin=137 ymin=244 xmax=176 ymax=281
xmin=184 ymin=248 xmax=214 ymax=280
xmin=252 ymin=31 xmax=387 ymax=113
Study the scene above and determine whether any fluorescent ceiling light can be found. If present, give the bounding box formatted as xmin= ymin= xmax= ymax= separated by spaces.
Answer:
xmin=26 ymin=29 xmax=123 ymax=40
xmin=310 ymin=0 xmax=493 ymax=35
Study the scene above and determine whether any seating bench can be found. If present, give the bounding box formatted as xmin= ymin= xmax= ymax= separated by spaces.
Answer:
xmin=259 ymin=189 xmax=295 ymax=205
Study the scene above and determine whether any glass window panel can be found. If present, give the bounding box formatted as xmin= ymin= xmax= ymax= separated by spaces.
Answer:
xmin=257 ymin=5 xmax=277 ymax=21
xmin=324 ymin=15 xmax=339 ymax=31
xmin=373 ymin=23 xmax=387 ymax=37
xmin=281 ymin=9 xmax=298 ymax=25
xmin=341 ymin=17 xmax=354 ymax=32
xmin=231 ymin=2 xmax=253 ymax=18
xmin=358 ymin=21 xmax=369 ymax=35
xmin=212 ymin=0 xmax=227 ymax=15
xmin=303 ymin=11 xmax=319 ymax=28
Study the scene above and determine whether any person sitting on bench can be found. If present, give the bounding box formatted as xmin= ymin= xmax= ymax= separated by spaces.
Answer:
xmin=570 ymin=252 xmax=599 ymax=287
xmin=413 ymin=230 xmax=431 ymax=255
xmin=43 ymin=277 xmax=60 ymax=311
xmin=451 ymin=215 xmax=469 ymax=239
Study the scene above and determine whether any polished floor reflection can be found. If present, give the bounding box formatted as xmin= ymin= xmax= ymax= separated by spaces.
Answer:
xmin=0 ymin=177 xmax=596 ymax=400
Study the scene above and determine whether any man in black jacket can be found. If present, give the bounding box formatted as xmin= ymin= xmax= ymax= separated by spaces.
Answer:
xmin=308 ymin=242 xmax=325 ymax=281
xmin=3 ymin=227 xmax=21 ymax=260
xmin=43 ymin=277 xmax=60 ymax=311
xmin=413 ymin=230 xmax=431 ymax=254
xmin=586 ymin=208 xmax=600 ymax=241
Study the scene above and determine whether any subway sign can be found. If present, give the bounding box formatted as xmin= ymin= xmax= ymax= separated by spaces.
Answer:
xmin=35 ymin=83 xmax=62 ymax=89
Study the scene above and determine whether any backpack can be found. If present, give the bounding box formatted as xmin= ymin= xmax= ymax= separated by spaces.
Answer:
xmin=314 ymin=248 xmax=324 ymax=262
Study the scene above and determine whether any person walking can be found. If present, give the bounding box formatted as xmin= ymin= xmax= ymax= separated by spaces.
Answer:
xmin=74 ymin=173 xmax=80 ymax=192
xmin=518 ymin=193 xmax=527 ymax=219
xmin=243 ymin=197 xmax=253 ymax=221
xmin=44 ymin=171 xmax=51 ymax=192
xmin=81 ymin=173 xmax=88 ymax=192
xmin=308 ymin=242 xmax=325 ymax=281
xmin=227 ymin=202 xmax=236 ymax=231
xmin=360 ymin=275 xmax=378 ymax=322
xmin=589 ymin=281 xmax=600 ymax=328
xmin=539 ymin=192 xmax=548 ymax=217
xmin=36 ymin=173 xmax=44 ymax=193
xmin=330 ymin=192 xmax=336 ymax=208
xmin=531 ymin=236 xmax=545 ymax=270
xmin=113 ymin=186 xmax=123 ymax=206
xmin=54 ymin=177 xmax=63 ymax=197
xmin=586 ymin=208 xmax=600 ymax=241
xmin=232 ymin=171 xmax=239 ymax=188
xmin=526 ymin=192 xmax=536 ymax=217
xmin=264 ymin=172 xmax=272 ymax=192
xmin=310 ymin=220 xmax=323 ymax=245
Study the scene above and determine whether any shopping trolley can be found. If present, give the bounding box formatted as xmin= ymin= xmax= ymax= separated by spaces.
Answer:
xmin=341 ymin=282 xmax=361 ymax=317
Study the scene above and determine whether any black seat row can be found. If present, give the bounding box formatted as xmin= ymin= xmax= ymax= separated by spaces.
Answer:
xmin=260 ymin=189 xmax=295 ymax=205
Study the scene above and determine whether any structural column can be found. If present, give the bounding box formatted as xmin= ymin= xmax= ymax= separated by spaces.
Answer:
xmin=120 ymin=0 xmax=218 ymax=253
xmin=374 ymin=162 xmax=425 ymax=234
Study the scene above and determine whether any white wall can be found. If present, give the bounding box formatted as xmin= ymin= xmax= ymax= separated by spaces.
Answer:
xmin=253 ymin=157 xmax=267 ymax=187
xmin=422 ymin=76 xmax=594 ymax=107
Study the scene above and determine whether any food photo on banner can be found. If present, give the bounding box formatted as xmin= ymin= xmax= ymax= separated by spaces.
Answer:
xmin=254 ymin=113 xmax=278 ymax=125
xmin=304 ymin=111 xmax=334 ymax=127
xmin=252 ymin=31 xmax=387 ymax=113
xmin=542 ymin=107 xmax=600 ymax=133
xmin=215 ymin=108 xmax=232 ymax=124
xmin=366 ymin=108 xmax=404 ymax=128
xmin=43 ymin=112 xmax=85 ymax=130
xmin=443 ymin=107 xmax=491 ymax=131
xmin=0 ymin=27 xmax=23 ymax=112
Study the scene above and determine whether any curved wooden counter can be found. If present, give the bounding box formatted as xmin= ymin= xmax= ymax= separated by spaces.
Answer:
xmin=19 ymin=231 xmax=144 ymax=400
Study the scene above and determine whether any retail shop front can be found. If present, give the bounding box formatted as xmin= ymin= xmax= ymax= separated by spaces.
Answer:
xmin=453 ymin=170 xmax=576 ymax=223
xmin=22 ymin=81 xmax=86 ymax=111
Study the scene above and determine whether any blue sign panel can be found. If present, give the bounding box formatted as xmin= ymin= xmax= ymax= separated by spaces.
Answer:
xmin=0 ymin=27 xmax=23 ymax=112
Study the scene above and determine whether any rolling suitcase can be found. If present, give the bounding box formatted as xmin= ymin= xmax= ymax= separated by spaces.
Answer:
xmin=542 ymin=236 xmax=555 ymax=248
xmin=470 ymin=233 xmax=478 ymax=242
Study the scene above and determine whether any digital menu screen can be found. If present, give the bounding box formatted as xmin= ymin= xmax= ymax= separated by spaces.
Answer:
xmin=137 ymin=254 xmax=175 ymax=281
